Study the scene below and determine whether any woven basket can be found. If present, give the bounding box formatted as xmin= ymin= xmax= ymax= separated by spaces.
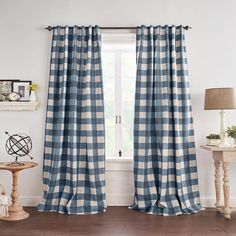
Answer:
xmin=0 ymin=184 xmax=9 ymax=218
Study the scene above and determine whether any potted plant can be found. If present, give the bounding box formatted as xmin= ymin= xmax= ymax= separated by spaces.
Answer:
xmin=206 ymin=134 xmax=221 ymax=146
xmin=226 ymin=126 xmax=236 ymax=147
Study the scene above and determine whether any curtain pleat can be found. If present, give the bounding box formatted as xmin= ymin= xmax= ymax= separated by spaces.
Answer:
xmin=38 ymin=25 xmax=106 ymax=214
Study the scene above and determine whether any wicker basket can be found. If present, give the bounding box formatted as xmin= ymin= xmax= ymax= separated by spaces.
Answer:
xmin=0 ymin=184 xmax=9 ymax=218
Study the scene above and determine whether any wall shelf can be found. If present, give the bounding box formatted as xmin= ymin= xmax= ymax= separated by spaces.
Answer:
xmin=0 ymin=102 xmax=39 ymax=111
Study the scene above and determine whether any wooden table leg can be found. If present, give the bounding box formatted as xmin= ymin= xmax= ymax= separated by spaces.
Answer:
xmin=11 ymin=171 xmax=20 ymax=210
xmin=214 ymin=160 xmax=221 ymax=211
xmin=223 ymin=162 xmax=231 ymax=219
xmin=2 ymin=170 xmax=29 ymax=221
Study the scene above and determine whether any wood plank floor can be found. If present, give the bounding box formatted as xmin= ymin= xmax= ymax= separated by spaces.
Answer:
xmin=0 ymin=207 xmax=236 ymax=236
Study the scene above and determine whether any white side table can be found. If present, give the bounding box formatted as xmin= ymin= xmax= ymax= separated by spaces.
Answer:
xmin=201 ymin=145 xmax=236 ymax=219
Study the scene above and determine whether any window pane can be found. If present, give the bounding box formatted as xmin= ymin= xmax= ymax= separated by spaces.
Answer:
xmin=122 ymin=52 xmax=136 ymax=157
xmin=102 ymin=52 xmax=115 ymax=79
xmin=102 ymin=36 xmax=136 ymax=158
xmin=102 ymin=52 xmax=115 ymax=157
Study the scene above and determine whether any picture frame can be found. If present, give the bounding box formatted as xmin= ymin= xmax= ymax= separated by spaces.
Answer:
xmin=12 ymin=81 xmax=32 ymax=101
xmin=0 ymin=80 xmax=15 ymax=95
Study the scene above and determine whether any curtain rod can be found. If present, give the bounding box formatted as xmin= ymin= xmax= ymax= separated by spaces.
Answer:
xmin=45 ymin=26 xmax=192 ymax=31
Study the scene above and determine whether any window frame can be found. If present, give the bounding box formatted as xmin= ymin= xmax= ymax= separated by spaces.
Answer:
xmin=101 ymin=33 xmax=136 ymax=158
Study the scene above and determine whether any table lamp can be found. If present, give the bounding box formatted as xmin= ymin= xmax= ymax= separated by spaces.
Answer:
xmin=204 ymin=88 xmax=236 ymax=147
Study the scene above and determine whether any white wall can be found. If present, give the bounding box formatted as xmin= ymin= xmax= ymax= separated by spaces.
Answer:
xmin=0 ymin=0 xmax=236 ymax=207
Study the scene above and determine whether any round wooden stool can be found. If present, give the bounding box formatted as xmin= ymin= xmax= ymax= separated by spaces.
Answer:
xmin=0 ymin=161 xmax=38 ymax=221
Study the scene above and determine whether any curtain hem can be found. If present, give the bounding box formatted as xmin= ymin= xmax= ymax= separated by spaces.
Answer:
xmin=128 ymin=202 xmax=204 ymax=216
xmin=37 ymin=202 xmax=107 ymax=215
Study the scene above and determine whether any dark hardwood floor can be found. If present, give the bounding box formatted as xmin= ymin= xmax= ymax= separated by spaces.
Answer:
xmin=0 ymin=207 xmax=236 ymax=236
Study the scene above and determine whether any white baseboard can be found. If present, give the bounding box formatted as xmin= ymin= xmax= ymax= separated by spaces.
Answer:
xmin=18 ymin=196 xmax=41 ymax=206
xmin=201 ymin=196 xmax=236 ymax=208
xmin=16 ymin=195 xmax=236 ymax=208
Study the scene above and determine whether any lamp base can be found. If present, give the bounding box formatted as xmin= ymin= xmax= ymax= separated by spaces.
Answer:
xmin=219 ymin=110 xmax=231 ymax=148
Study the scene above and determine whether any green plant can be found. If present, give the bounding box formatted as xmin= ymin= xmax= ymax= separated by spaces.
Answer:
xmin=206 ymin=134 xmax=220 ymax=139
xmin=28 ymin=83 xmax=38 ymax=91
xmin=226 ymin=126 xmax=236 ymax=139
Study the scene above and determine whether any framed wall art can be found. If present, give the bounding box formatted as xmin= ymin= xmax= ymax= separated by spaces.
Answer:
xmin=13 ymin=81 xmax=32 ymax=101
xmin=0 ymin=80 xmax=15 ymax=95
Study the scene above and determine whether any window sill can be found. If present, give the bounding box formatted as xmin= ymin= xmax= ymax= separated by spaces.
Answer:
xmin=106 ymin=156 xmax=133 ymax=162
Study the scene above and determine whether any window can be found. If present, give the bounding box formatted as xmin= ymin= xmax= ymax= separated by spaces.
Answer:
xmin=102 ymin=33 xmax=136 ymax=158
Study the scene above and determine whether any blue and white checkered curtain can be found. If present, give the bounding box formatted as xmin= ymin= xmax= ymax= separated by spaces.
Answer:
xmin=130 ymin=25 xmax=203 ymax=216
xmin=37 ymin=26 xmax=106 ymax=214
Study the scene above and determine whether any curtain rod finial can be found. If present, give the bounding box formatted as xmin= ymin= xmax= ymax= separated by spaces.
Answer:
xmin=45 ymin=26 xmax=53 ymax=31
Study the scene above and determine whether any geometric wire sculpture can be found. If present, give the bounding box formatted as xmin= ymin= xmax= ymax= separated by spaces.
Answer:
xmin=5 ymin=131 xmax=33 ymax=166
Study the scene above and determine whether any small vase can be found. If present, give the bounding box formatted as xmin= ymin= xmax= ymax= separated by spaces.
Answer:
xmin=30 ymin=91 xmax=37 ymax=102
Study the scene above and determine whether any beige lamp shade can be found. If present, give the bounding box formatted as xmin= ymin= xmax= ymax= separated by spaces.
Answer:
xmin=204 ymin=88 xmax=236 ymax=110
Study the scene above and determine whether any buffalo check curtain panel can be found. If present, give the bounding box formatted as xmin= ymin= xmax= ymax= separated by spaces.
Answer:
xmin=38 ymin=24 xmax=202 ymax=216
xmin=130 ymin=25 xmax=202 ymax=215
xmin=38 ymin=26 xmax=106 ymax=214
